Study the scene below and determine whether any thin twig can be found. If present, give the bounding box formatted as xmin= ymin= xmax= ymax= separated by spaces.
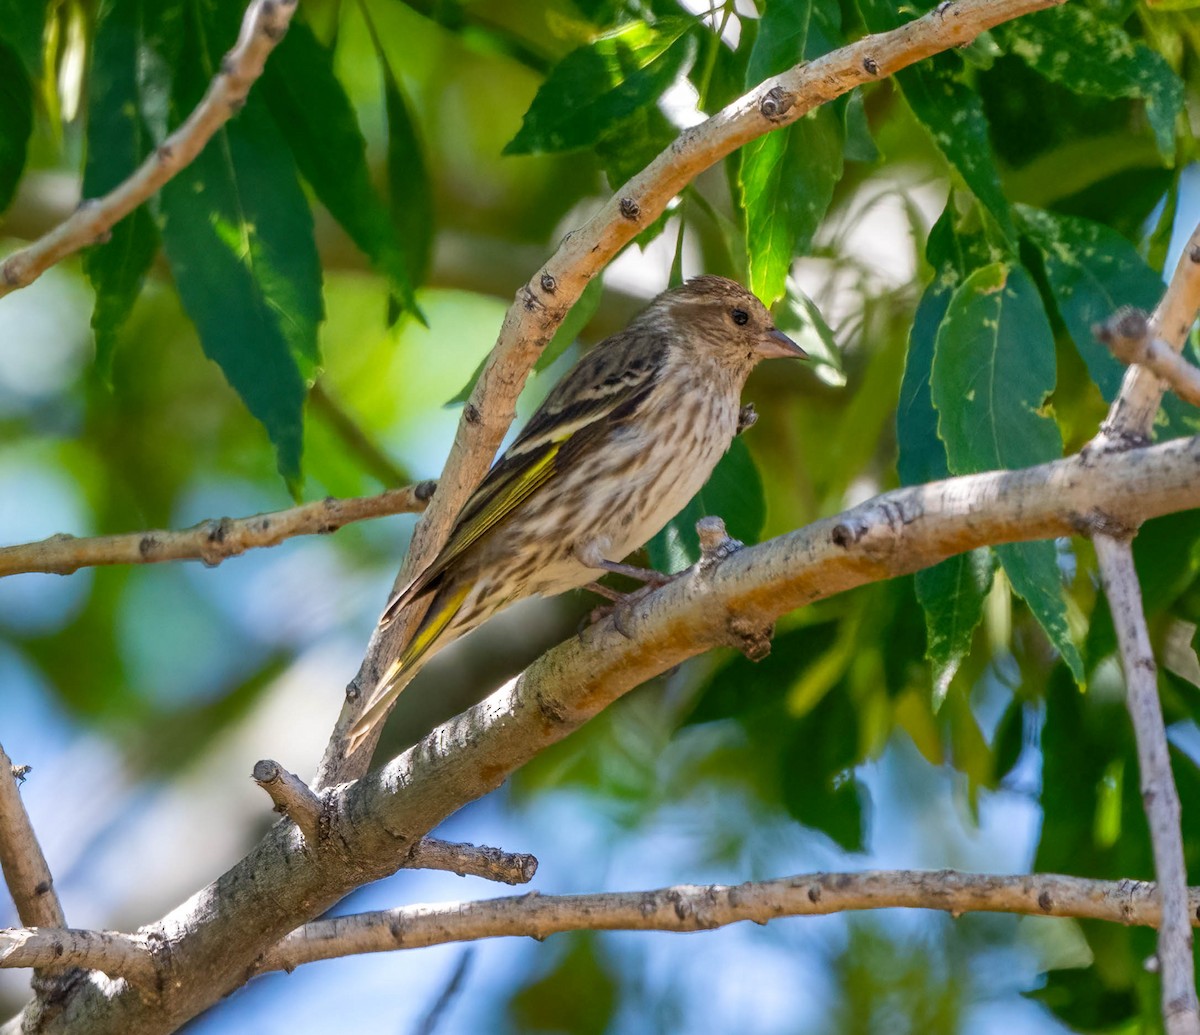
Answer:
xmin=1094 ymin=307 xmax=1200 ymax=408
xmin=0 ymin=929 xmax=154 ymax=987
xmin=1087 ymin=225 xmax=1200 ymax=1035
xmin=318 ymin=0 xmax=1070 ymax=787
xmin=0 ymin=0 xmax=301 ymax=298
xmin=252 ymin=760 xmax=323 ymax=845
xmin=249 ymin=761 xmax=537 ymax=881
xmin=0 ymin=482 xmax=434 ymax=578
xmin=254 ymin=870 xmax=1200 ymax=973
xmin=405 ymin=840 xmax=538 ymax=886
xmin=6 ymin=870 xmax=1194 ymax=982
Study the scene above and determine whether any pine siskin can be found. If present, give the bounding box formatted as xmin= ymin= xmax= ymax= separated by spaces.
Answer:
xmin=348 ymin=275 xmax=806 ymax=752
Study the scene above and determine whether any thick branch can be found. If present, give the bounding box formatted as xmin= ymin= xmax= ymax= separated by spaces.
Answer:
xmin=319 ymin=0 xmax=1070 ymax=787
xmin=258 ymin=870 xmax=1200 ymax=973
xmin=1088 ymin=225 xmax=1200 ymax=1035
xmin=0 ymin=745 xmax=65 ymax=929
xmin=0 ymin=483 xmax=433 ymax=578
xmin=0 ymin=0 xmax=299 ymax=298
xmin=17 ymin=435 xmax=1200 ymax=1035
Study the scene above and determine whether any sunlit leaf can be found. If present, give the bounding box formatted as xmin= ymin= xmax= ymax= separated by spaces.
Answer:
xmin=504 ymin=19 xmax=695 ymax=155
xmin=159 ymin=9 xmax=323 ymax=489
xmin=739 ymin=0 xmax=844 ymax=306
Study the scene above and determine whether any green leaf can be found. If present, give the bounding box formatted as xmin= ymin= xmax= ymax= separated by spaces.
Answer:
xmin=996 ymin=5 xmax=1184 ymax=162
xmin=260 ymin=20 xmax=421 ymax=319
xmin=446 ymin=276 xmax=604 ymax=406
xmin=593 ymin=101 xmax=677 ymax=190
xmin=82 ymin=0 xmax=182 ymax=375
xmin=916 ymin=548 xmax=997 ymax=708
xmin=1017 ymin=205 xmax=1163 ymax=402
xmin=687 ymin=623 xmax=838 ymax=726
xmin=931 ymin=262 xmax=1082 ymax=681
xmin=160 ymin=13 xmax=323 ymax=488
xmin=509 ymin=934 xmax=617 ymax=1035
xmin=897 ymin=204 xmax=999 ymax=488
xmin=739 ymin=0 xmax=844 ymax=306
xmin=646 ymin=436 xmax=765 ymax=572
xmin=857 ymin=0 xmax=1013 ymax=240
xmin=0 ymin=0 xmax=47 ymax=79
xmin=0 ymin=40 xmax=32 ymax=214
xmin=503 ymin=19 xmax=695 ymax=155
xmin=843 ymin=89 xmax=879 ymax=164
xmin=383 ymin=64 xmax=434 ymax=296
xmin=775 ymin=283 xmax=843 ymax=384
xmin=781 ymin=689 xmax=867 ymax=851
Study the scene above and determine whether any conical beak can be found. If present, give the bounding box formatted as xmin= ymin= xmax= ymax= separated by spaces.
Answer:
xmin=756 ymin=327 xmax=808 ymax=361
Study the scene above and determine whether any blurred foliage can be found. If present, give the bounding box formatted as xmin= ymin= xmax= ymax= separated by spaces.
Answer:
xmin=1 ymin=0 xmax=1200 ymax=1031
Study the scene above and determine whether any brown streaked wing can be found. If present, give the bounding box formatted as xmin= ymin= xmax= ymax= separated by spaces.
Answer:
xmin=380 ymin=330 xmax=669 ymax=624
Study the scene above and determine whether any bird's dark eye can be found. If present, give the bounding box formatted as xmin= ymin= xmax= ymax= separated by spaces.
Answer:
xmin=731 ymin=308 xmax=749 ymax=326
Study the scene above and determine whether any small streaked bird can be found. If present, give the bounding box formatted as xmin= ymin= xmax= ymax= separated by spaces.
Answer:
xmin=347 ymin=275 xmax=806 ymax=753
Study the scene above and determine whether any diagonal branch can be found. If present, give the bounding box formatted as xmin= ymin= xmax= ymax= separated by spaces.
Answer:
xmin=0 ymin=0 xmax=300 ymax=298
xmin=1086 ymin=225 xmax=1200 ymax=1035
xmin=0 ymin=483 xmax=433 ymax=578
xmin=257 ymin=870 xmax=1200 ymax=973
xmin=318 ymin=0 xmax=1071 ymax=787
xmin=0 ymin=744 xmax=65 ymax=930
xmin=13 ymin=433 xmax=1200 ymax=1034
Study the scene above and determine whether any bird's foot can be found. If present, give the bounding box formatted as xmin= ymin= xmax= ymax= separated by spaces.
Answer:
xmin=582 ymin=575 xmax=676 ymax=639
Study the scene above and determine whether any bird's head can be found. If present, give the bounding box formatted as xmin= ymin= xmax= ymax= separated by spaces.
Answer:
xmin=651 ymin=275 xmax=807 ymax=373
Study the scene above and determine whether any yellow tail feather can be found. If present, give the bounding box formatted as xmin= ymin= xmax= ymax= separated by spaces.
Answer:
xmin=346 ymin=580 xmax=474 ymax=755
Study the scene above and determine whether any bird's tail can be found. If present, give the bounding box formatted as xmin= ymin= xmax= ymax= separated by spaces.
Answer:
xmin=346 ymin=579 xmax=474 ymax=755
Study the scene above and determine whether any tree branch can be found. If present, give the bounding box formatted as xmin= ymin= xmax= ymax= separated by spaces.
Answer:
xmin=0 ymin=930 xmax=154 ymax=988
xmin=0 ymin=0 xmax=300 ymax=298
xmin=1095 ymin=307 xmax=1200 ymax=409
xmin=0 ymin=483 xmax=434 ymax=578
xmin=13 ymin=433 xmax=1200 ymax=1034
xmin=404 ymin=840 xmax=538 ymax=887
xmin=7 ymin=870 xmax=1194 ymax=980
xmin=257 ymin=870 xmax=1200 ymax=973
xmin=1086 ymin=225 xmax=1200 ymax=1035
xmin=0 ymin=743 xmax=73 ymax=1000
xmin=252 ymin=760 xmax=323 ymax=845
xmin=0 ymin=744 xmax=65 ymax=929
xmin=250 ymin=760 xmax=537 ymax=882
xmin=318 ymin=0 xmax=1071 ymax=787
